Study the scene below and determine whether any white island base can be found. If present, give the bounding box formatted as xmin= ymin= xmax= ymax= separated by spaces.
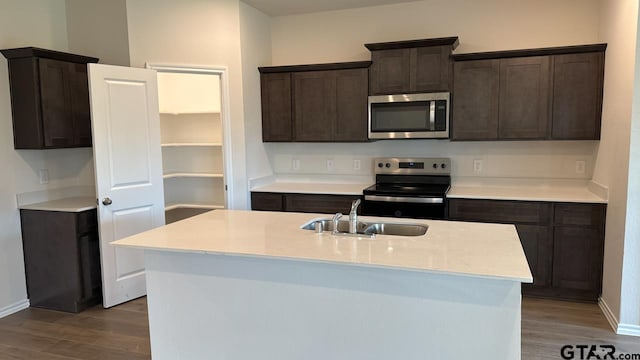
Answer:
xmin=144 ymin=250 xmax=522 ymax=359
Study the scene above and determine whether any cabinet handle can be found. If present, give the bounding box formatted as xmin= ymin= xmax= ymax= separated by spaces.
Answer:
xmin=102 ymin=197 xmax=113 ymax=206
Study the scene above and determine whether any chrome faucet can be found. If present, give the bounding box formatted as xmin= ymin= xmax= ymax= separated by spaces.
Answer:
xmin=349 ymin=199 xmax=361 ymax=234
xmin=332 ymin=212 xmax=343 ymax=235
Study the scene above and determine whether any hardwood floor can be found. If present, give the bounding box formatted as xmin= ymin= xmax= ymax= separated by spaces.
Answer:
xmin=0 ymin=297 xmax=638 ymax=359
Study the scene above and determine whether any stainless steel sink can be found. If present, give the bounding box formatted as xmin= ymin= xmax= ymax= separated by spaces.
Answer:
xmin=301 ymin=219 xmax=428 ymax=237
xmin=362 ymin=222 xmax=427 ymax=236
xmin=301 ymin=219 xmax=368 ymax=233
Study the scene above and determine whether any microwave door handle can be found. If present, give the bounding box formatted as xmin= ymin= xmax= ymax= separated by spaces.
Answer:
xmin=429 ymin=101 xmax=436 ymax=131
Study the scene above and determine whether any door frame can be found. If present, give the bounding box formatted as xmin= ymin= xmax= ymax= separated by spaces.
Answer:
xmin=146 ymin=63 xmax=234 ymax=209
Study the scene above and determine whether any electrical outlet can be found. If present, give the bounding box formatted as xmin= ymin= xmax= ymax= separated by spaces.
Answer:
xmin=353 ymin=159 xmax=361 ymax=170
xmin=473 ymin=159 xmax=483 ymax=174
xmin=292 ymin=159 xmax=300 ymax=171
xmin=575 ymin=160 xmax=586 ymax=174
xmin=326 ymin=159 xmax=334 ymax=172
xmin=39 ymin=169 xmax=49 ymax=184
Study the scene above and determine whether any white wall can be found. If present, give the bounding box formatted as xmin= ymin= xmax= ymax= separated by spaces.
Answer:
xmin=595 ymin=0 xmax=640 ymax=333
xmin=240 ymin=2 xmax=273 ymax=191
xmin=0 ymin=0 xmax=95 ymax=316
xmin=271 ymin=0 xmax=600 ymax=65
xmin=126 ymin=0 xmax=249 ymax=209
xmin=65 ymin=0 xmax=130 ymax=66
xmin=267 ymin=0 xmax=601 ymax=181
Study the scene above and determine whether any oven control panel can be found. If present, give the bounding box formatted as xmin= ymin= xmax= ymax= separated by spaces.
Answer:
xmin=373 ymin=158 xmax=451 ymax=175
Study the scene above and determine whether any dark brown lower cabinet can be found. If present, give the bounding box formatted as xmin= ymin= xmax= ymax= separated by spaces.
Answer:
xmin=448 ymin=198 xmax=606 ymax=302
xmin=516 ymin=224 xmax=553 ymax=288
xmin=251 ymin=192 xmax=362 ymax=215
xmin=20 ymin=209 xmax=102 ymax=312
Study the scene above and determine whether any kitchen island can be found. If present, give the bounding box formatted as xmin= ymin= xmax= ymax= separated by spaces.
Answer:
xmin=113 ymin=210 xmax=532 ymax=360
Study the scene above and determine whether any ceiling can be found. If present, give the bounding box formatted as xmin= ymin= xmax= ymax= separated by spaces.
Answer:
xmin=242 ymin=0 xmax=422 ymax=16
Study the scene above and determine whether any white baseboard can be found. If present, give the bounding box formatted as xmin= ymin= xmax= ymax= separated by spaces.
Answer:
xmin=0 ymin=299 xmax=29 ymax=318
xmin=599 ymin=298 xmax=640 ymax=337
xmin=617 ymin=324 xmax=640 ymax=336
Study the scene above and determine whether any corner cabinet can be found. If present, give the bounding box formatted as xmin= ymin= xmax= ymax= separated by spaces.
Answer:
xmin=451 ymin=44 xmax=606 ymax=141
xmin=155 ymin=71 xmax=226 ymax=224
xmin=259 ymin=62 xmax=370 ymax=142
xmin=365 ymin=37 xmax=459 ymax=95
xmin=1 ymin=47 xmax=99 ymax=149
xmin=448 ymin=198 xmax=606 ymax=301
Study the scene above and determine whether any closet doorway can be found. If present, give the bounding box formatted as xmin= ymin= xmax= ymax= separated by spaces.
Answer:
xmin=147 ymin=64 xmax=232 ymax=224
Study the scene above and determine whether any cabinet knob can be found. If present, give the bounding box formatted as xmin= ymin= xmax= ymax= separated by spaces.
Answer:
xmin=102 ymin=197 xmax=113 ymax=206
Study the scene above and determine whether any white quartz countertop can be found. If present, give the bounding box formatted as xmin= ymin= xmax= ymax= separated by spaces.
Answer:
xmin=113 ymin=209 xmax=533 ymax=283
xmin=250 ymin=179 xmax=607 ymax=203
xmin=448 ymin=183 xmax=607 ymax=203
xmin=251 ymin=182 xmax=371 ymax=195
xmin=18 ymin=196 xmax=97 ymax=212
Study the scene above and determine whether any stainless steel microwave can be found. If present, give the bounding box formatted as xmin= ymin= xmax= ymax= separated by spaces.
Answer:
xmin=368 ymin=92 xmax=450 ymax=139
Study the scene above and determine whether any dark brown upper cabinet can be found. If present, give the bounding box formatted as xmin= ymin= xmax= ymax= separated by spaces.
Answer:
xmin=451 ymin=59 xmax=500 ymax=140
xmin=1 ymin=47 xmax=99 ymax=149
xmin=259 ymin=62 xmax=370 ymax=142
xmin=366 ymin=37 xmax=459 ymax=95
xmin=260 ymin=73 xmax=293 ymax=141
xmin=552 ymin=52 xmax=605 ymax=140
xmin=451 ymin=44 xmax=606 ymax=141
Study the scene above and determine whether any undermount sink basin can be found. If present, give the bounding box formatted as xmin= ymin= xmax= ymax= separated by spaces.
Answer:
xmin=362 ymin=222 xmax=428 ymax=237
xmin=301 ymin=219 xmax=428 ymax=237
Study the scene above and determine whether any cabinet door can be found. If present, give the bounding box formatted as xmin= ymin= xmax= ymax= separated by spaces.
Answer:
xmin=69 ymin=62 xmax=93 ymax=146
xmin=412 ymin=46 xmax=451 ymax=92
xmin=499 ymin=56 xmax=550 ymax=139
xmin=552 ymin=226 xmax=604 ymax=295
xmin=285 ymin=194 xmax=362 ymax=214
xmin=551 ymin=52 xmax=604 ymax=140
xmin=516 ymin=224 xmax=552 ymax=288
xmin=260 ymin=73 xmax=292 ymax=141
xmin=451 ymin=60 xmax=500 ymax=140
xmin=369 ymin=49 xmax=411 ymax=95
xmin=39 ymin=58 xmax=75 ymax=147
xmin=293 ymin=71 xmax=334 ymax=141
xmin=334 ymin=68 xmax=368 ymax=141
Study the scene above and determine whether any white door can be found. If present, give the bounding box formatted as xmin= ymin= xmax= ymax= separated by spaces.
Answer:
xmin=88 ymin=64 xmax=165 ymax=308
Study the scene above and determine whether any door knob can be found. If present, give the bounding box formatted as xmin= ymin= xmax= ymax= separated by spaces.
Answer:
xmin=102 ymin=197 xmax=113 ymax=206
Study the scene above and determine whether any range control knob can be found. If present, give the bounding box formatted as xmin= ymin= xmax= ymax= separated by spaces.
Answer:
xmin=378 ymin=162 xmax=384 ymax=168
xmin=441 ymin=163 xmax=447 ymax=169
xmin=432 ymin=163 xmax=438 ymax=169
xmin=385 ymin=163 xmax=391 ymax=168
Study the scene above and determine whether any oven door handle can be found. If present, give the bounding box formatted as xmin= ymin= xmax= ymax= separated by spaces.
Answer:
xmin=364 ymin=195 xmax=444 ymax=204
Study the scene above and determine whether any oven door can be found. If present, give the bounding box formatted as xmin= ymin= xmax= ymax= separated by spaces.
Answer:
xmin=362 ymin=194 xmax=447 ymax=220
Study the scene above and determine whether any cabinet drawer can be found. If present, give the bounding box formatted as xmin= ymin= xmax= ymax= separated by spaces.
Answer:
xmin=251 ymin=192 xmax=284 ymax=211
xmin=553 ymin=203 xmax=605 ymax=227
xmin=448 ymin=198 xmax=551 ymax=224
xmin=77 ymin=209 xmax=97 ymax=234
xmin=285 ymin=194 xmax=362 ymax=214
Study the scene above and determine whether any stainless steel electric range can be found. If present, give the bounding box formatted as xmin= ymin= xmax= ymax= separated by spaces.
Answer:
xmin=361 ymin=157 xmax=451 ymax=220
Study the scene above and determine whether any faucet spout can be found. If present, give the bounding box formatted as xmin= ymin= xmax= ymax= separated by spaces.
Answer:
xmin=349 ymin=199 xmax=361 ymax=234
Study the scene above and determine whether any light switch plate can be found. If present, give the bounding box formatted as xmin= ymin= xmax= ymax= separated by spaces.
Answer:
xmin=353 ymin=159 xmax=361 ymax=170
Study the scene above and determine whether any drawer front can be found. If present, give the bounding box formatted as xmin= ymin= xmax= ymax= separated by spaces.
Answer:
xmin=77 ymin=209 xmax=97 ymax=235
xmin=553 ymin=203 xmax=605 ymax=227
xmin=285 ymin=194 xmax=362 ymax=215
xmin=251 ymin=192 xmax=284 ymax=211
xmin=448 ymin=198 xmax=551 ymax=224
